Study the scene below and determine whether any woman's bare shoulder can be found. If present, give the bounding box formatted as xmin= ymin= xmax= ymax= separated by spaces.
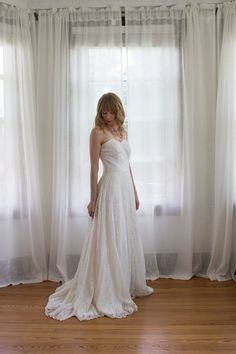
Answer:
xmin=90 ymin=126 xmax=104 ymax=139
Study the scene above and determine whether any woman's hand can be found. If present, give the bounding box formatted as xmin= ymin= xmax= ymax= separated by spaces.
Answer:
xmin=87 ymin=200 xmax=96 ymax=218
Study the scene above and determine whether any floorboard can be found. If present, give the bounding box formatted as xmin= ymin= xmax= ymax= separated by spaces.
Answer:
xmin=0 ymin=278 xmax=235 ymax=354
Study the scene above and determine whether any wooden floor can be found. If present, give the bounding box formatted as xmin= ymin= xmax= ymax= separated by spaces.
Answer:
xmin=0 ymin=278 xmax=235 ymax=354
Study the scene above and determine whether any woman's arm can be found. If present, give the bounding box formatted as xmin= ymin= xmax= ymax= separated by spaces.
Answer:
xmin=87 ymin=128 xmax=102 ymax=217
xmin=125 ymin=130 xmax=140 ymax=210
xmin=129 ymin=163 xmax=140 ymax=210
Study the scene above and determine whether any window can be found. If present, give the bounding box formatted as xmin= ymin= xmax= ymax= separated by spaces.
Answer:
xmin=69 ymin=46 xmax=126 ymax=215
xmin=68 ymin=22 xmax=183 ymax=216
xmin=126 ymin=46 xmax=183 ymax=215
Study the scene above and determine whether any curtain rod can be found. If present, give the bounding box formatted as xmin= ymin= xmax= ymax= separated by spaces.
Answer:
xmin=0 ymin=0 xmax=234 ymax=10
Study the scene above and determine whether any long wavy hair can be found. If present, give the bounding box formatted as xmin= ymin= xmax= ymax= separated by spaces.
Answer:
xmin=95 ymin=92 xmax=125 ymax=136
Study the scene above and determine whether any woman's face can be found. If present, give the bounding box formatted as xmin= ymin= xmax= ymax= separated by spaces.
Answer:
xmin=102 ymin=110 xmax=116 ymax=125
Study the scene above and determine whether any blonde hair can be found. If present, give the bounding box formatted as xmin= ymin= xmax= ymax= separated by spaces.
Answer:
xmin=95 ymin=92 xmax=125 ymax=136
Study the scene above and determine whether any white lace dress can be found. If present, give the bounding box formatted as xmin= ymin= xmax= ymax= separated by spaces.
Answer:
xmin=45 ymin=138 xmax=154 ymax=321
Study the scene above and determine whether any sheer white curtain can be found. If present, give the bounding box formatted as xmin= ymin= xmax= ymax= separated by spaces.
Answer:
xmin=36 ymin=7 xmax=124 ymax=281
xmin=126 ymin=4 xmax=236 ymax=280
xmin=125 ymin=6 xmax=185 ymax=279
xmin=35 ymin=3 xmax=236 ymax=282
xmin=208 ymin=3 xmax=236 ymax=280
xmin=30 ymin=9 xmax=54 ymax=260
xmin=0 ymin=4 xmax=47 ymax=287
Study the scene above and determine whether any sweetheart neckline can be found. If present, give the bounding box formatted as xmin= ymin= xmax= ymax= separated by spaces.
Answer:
xmin=101 ymin=138 xmax=128 ymax=148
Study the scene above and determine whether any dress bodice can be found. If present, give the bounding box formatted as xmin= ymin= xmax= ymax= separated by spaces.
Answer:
xmin=100 ymin=138 xmax=131 ymax=174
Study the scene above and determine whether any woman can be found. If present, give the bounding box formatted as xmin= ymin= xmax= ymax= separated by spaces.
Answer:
xmin=45 ymin=93 xmax=153 ymax=321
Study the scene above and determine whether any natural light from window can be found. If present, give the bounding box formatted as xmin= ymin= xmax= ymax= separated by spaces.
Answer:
xmin=69 ymin=45 xmax=182 ymax=214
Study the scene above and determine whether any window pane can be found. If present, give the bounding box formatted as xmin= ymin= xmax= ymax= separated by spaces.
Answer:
xmin=127 ymin=46 xmax=182 ymax=208
xmin=69 ymin=46 xmax=124 ymax=214
xmin=68 ymin=45 xmax=182 ymax=213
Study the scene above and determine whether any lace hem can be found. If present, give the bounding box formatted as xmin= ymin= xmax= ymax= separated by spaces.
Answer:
xmin=45 ymin=299 xmax=138 ymax=321
xmin=131 ymin=285 xmax=154 ymax=298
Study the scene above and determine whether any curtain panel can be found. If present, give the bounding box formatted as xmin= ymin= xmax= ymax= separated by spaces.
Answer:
xmin=32 ymin=7 xmax=124 ymax=281
xmin=0 ymin=4 xmax=47 ymax=287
